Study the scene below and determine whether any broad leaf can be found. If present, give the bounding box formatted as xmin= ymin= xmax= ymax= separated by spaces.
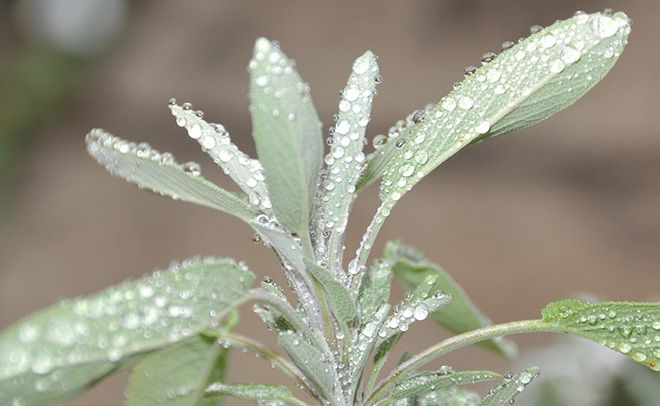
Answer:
xmin=86 ymin=129 xmax=255 ymax=221
xmin=277 ymin=331 xmax=335 ymax=400
xmin=249 ymin=37 xmax=324 ymax=236
xmin=379 ymin=11 xmax=630 ymax=205
xmin=303 ymin=258 xmax=356 ymax=323
xmin=391 ymin=369 xmax=501 ymax=400
xmin=125 ymin=334 xmax=229 ymax=406
xmin=323 ymin=51 xmax=379 ymax=268
xmin=479 ymin=368 xmax=540 ymax=406
xmin=386 ymin=241 xmax=516 ymax=358
xmin=205 ymin=382 xmax=292 ymax=402
xmin=541 ymin=299 xmax=660 ymax=371
xmin=169 ymin=102 xmax=272 ymax=213
xmin=0 ymin=257 xmax=254 ymax=406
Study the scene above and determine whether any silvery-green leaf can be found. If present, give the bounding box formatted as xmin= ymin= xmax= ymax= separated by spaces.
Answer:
xmin=0 ymin=257 xmax=255 ymax=406
xmin=249 ymin=38 xmax=323 ymax=237
xmin=254 ymin=278 xmax=296 ymax=333
xmin=86 ymin=129 xmax=254 ymax=221
xmin=169 ymin=102 xmax=272 ymax=213
xmin=392 ymin=369 xmax=501 ymax=400
xmin=479 ymin=368 xmax=540 ymax=406
xmin=417 ymin=386 xmax=481 ymax=406
xmin=541 ymin=299 xmax=660 ymax=371
xmin=204 ymin=382 xmax=292 ymax=402
xmin=350 ymin=304 xmax=389 ymax=386
xmin=379 ymin=11 xmax=631 ymax=205
xmin=125 ymin=334 xmax=228 ymax=406
xmin=303 ymin=258 xmax=356 ymax=323
xmin=386 ymin=241 xmax=516 ymax=358
xmin=322 ymin=51 xmax=379 ymax=270
xmin=277 ymin=331 xmax=335 ymax=400
xmin=358 ymin=260 xmax=392 ymax=326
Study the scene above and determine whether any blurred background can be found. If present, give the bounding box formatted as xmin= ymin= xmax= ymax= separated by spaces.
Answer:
xmin=0 ymin=1 xmax=658 ymax=405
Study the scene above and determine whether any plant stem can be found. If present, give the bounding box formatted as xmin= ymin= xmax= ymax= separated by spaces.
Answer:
xmin=363 ymin=319 xmax=563 ymax=405
xmin=349 ymin=201 xmax=389 ymax=297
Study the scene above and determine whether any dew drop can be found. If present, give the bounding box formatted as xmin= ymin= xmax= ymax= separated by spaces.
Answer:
xmin=475 ymin=121 xmax=491 ymax=134
xmin=442 ymin=98 xmax=457 ymax=111
xmin=458 ymin=97 xmax=474 ymax=110
xmin=413 ymin=304 xmax=429 ymax=320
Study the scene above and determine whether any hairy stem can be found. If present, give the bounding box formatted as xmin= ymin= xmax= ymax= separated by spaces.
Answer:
xmin=364 ymin=319 xmax=563 ymax=404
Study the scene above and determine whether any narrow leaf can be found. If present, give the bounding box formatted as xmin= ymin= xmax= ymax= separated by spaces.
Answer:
xmin=170 ymin=102 xmax=272 ymax=213
xmin=386 ymin=241 xmax=516 ymax=358
xmin=303 ymin=258 xmax=356 ymax=323
xmin=125 ymin=334 xmax=228 ymax=406
xmin=541 ymin=299 xmax=660 ymax=371
xmin=479 ymin=368 xmax=540 ymax=406
xmin=417 ymin=386 xmax=481 ymax=406
xmin=205 ymin=382 xmax=292 ymax=401
xmin=86 ymin=129 xmax=255 ymax=221
xmin=249 ymin=38 xmax=323 ymax=236
xmin=392 ymin=369 xmax=501 ymax=400
xmin=0 ymin=257 xmax=254 ymax=406
xmin=379 ymin=11 xmax=631 ymax=205
xmin=350 ymin=304 xmax=390 ymax=384
xmin=358 ymin=260 xmax=392 ymax=326
xmin=277 ymin=331 xmax=335 ymax=399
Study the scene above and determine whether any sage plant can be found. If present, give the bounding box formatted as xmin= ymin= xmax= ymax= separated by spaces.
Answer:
xmin=0 ymin=9 xmax=657 ymax=406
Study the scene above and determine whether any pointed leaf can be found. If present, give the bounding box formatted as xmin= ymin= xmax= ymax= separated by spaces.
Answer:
xmin=386 ymin=241 xmax=516 ymax=358
xmin=479 ymin=368 xmax=540 ymax=406
xmin=417 ymin=386 xmax=481 ymax=406
xmin=350 ymin=304 xmax=389 ymax=384
xmin=205 ymin=382 xmax=292 ymax=401
xmin=303 ymin=258 xmax=356 ymax=323
xmin=379 ymin=11 xmax=631 ymax=205
xmin=169 ymin=102 xmax=272 ymax=213
xmin=277 ymin=331 xmax=335 ymax=399
xmin=392 ymin=369 xmax=501 ymax=400
xmin=541 ymin=299 xmax=660 ymax=371
xmin=0 ymin=257 xmax=254 ymax=406
xmin=358 ymin=260 xmax=392 ymax=326
xmin=86 ymin=129 xmax=255 ymax=220
xmin=249 ymin=38 xmax=323 ymax=235
xmin=125 ymin=334 xmax=228 ymax=406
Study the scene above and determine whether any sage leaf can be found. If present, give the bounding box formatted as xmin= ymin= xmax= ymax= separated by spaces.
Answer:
xmin=386 ymin=241 xmax=516 ymax=358
xmin=358 ymin=260 xmax=392 ymax=326
xmin=86 ymin=129 xmax=255 ymax=221
xmin=205 ymin=382 xmax=292 ymax=401
xmin=416 ymin=386 xmax=481 ymax=406
xmin=392 ymin=369 xmax=501 ymax=400
xmin=249 ymin=38 xmax=324 ymax=237
xmin=278 ymin=331 xmax=335 ymax=400
xmin=479 ymin=367 xmax=540 ymax=406
xmin=0 ymin=257 xmax=255 ymax=406
xmin=541 ymin=299 xmax=660 ymax=371
xmin=303 ymin=258 xmax=356 ymax=323
xmin=379 ymin=11 xmax=631 ymax=205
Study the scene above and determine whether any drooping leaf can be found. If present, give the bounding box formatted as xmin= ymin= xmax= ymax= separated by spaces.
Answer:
xmin=204 ymin=382 xmax=293 ymax=402
xmin=322 ymin=51 xmax=379 ymax=269
xmin=125 ymin=334 xmax=229 ymax=406
xmin=303 ymin=258 xmax=356 ymax=323
xmin=277 ymin=331 xmax=335 ymax=400
xmin=479 ymin=367 xmax=540 ymax=406
xmin=391 ymin=369 xmax=501 ymax=400
xmin=169 ymin=102 xmax=272 ymax=213
xmin=0 ymin=257 xmax=254 ymax=406
xmin=379 ymin=11 xmax=630 ymax=205
xmin=386 ymin=241 xmax=516 ymax=358
xmin=249 ymin=37 xmax=324 ymax=236
xmin=86 ymin=129 xmax=255 ymax=221
xmin=541 ymin=299 xmax=660 ymax=371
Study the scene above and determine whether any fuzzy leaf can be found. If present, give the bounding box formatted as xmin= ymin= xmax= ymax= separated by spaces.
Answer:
xmin=541 ymin=299 xmax=660 ymax=371
xmin=169 ymin=103 xmax=272 ymax=213
xmin=350 ymin=304 xmax=390 ymax=384
xmin=322 ymin=51 xmax=379 ymax=252
xmin=304 ymin=258 xmax=356 ymax=323
xmin=417 ymin=386 xmax=481 ymax=406
xmin=205 ymin=382 xmax=292 ymax=401
xmin=379 ymin=11 xmax=630 ymax=204
xmin=86 ymin=129 xmax=254 ymax=221
xmin=392 ymin=369 xmax=501 ymax=400
xmin=386 ymin=241 xmax=516 ymax=358
xmin=358 ymin=260 xmax=393 ymax=326
xmin=249 ymin=38 xmax=323 ymax=235
xmin=479 ymin=368 xmax=540 ymax=406
xmin=278 ymin=331 xmax=335 ymax=399
xmin=0 ymin=257 xmax=254 ymax=406
xmin=125 ymin=334 xmax=228 ymax=406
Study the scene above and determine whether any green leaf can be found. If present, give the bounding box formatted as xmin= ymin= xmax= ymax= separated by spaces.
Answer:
xmin=125 ymin=334 xmax=228 ymax=406
xmin=169 ymin=103 xmax=272 ymax=213
xmin=386 ymin=241 xmax=516 ymax=358
xmin=0 ymin=257 xmax=255 ymax=406
xmin=541 ymin=299 xmax=660 ymax=371
xmin=379 ymin=11 xmax=630 ymax=205
xmin=204 ymin=382 xmax=292 ymax=401
xmin=303 ymin=258 xmax=356 ymax=323
xmin=358 ymin=260 xmax=392 ymax=326
xmin=86 ymin=129 xmax=255 ymax=221
xmin=350 ymin=304 xmax=390 ymax=384
xmin=479 ymin=368 xmax=540 ymax=406
xmin=392 ymin=369 xmax=501 ymax=400
xmin=417 ymin=386 xmax=481 ymax=406
xmin=249 ymin=38 xmax=324 ymax=236
xmin=323 ymin=51 xmax=379 ymax=267
xmin=277 ymin=331 xmax=335 ymax=400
